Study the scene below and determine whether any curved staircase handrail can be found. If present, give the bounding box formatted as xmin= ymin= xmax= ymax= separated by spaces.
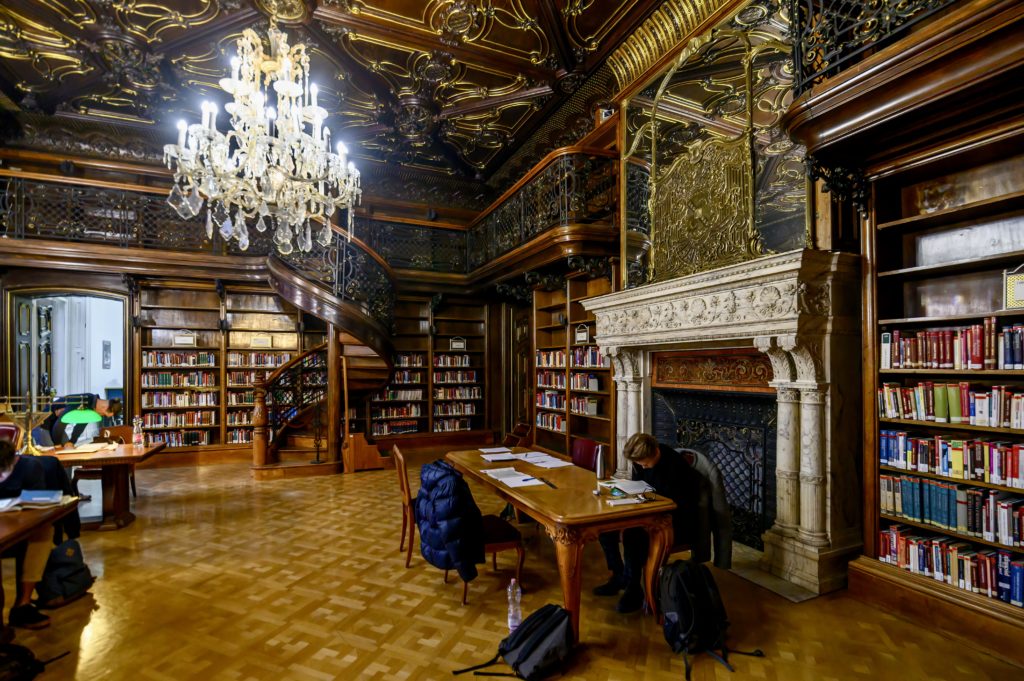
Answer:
xmin=254 ymin=344 xmax=329 ymax=453
xmin=259 ymin=342 xmax=327 ymax=388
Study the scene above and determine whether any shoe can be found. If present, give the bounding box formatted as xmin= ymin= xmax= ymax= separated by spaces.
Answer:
xmin=616 ymin=587 xmax=645 ymax=614
xmin=592 ymin=576 xmax=624 ymax=596
xmin=8 ymin=604 xmax=50 ymax=630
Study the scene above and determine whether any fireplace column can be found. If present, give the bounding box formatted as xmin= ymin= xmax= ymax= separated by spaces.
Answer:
xmin=754 ymin=336 xmax=799 ymax=536
xmin=607 ymin=346 xmax=645 ymax=477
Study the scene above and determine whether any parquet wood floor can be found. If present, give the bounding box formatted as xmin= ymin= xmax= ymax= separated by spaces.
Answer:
xmin=5 ymin=456 xmax=1021 ymax=680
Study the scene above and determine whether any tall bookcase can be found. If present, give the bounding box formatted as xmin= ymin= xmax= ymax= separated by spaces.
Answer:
xmin=533 ymin=276 xmax=614 ymax=456
xmin=136 ymin=283 xmax=304 ymax=452
xmin=864 ymin=132 xmax=1024 ymax=622
xmin=367 ymin=296 xmax=488 ymax=439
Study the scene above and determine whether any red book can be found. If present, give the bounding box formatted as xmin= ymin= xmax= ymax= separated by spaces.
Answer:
xmin=943 ymin=330 xmax=954 ymax=369
xmin=971 ymin=324 xmax=983 ymax=370
xmin=893 ymin=330 xmax=902 ymax=368
xmin=959 ymin=382 xmax=970 ymax=420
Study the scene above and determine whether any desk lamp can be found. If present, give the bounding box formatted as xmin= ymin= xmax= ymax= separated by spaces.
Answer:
xmin=60 ymin=405 xmax=103 ymax=425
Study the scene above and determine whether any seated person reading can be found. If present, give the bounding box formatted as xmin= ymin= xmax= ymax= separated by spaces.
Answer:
xmin=0 ymin=440 xmax=54 ymax=630
xmin=34 ymin=393 xmax=121 ymax=448
xmin=595 ymin=433 xmax=701 ymax=614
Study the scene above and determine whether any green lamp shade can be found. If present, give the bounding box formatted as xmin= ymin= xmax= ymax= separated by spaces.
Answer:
xmin=60 ymin=407 xmax=102 ymax=424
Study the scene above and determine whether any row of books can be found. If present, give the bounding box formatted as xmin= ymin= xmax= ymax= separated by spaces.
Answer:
xmin=143 ymin=412 xmax=217 ymax=428
xmin=880 ymin=474 xmax=1023 ymax=547
xmin=435 ymin=387 xmax=481 ymax=400
xmin=880 ymin=431 xmax=1024 ymax=488
xmin=434 ymin=370 xmax=477 ymax=384
xmin=536 ymin=390 xmax=566 ymax=410
xmin=226 ymin=412 xmax=252 ymax=426
xmin=570 ymin=373 xmax=601 ymax=391
xmin=433 ymin=354 xmax=472 ymax=367
xmin=371 ymin=420 xmax=419 ymax=436
xmin=536 ymin=412 xmax=566 ymax=433
xmin=374 ymin=389 xmax=424 ymax=402
xmin=142 ymin=372 xmax=216 ymax=388
xmin=433 ymin=418 xmax=473 ymax=433
xmin=227 ymin=391 xmax=254 ymax=406
xmin=142 ymin=392 xmax=218 ymax=408
xmin=394 ymin=354 xmax=425 ymax=367
xmin=392 ymin=371 xmax=424 ymax=384
xmin=147 ymin=430 xmax=211 ymax=447
xmin=878 ymin=381 xmax=1024 ymax=427
xmin=880 ymin=318 xmax=1021 ymax=370
xmin=226 ymin=371 xmax=260 ymax=386
xmin=372 ymin=406 xmax=423 ymax=419
xmin=142 ymin=351 xmax=217 ymax=368
xmin=226 ymin=352 xmax=290 ymax=367
xmin=571 ymin=346 xmax=606 ymax=368
xmin=570 ymin=396 xmax=599 ymax=416
xmin=536 ymin=350 xmax=566 ymax=368
xmin=537 ymin=371 xmax=567 ymax=389
xmin=434 ymin=404 xmax=476 ymax=416
xmin=226 ymin=429 xmax=253 ymax=444
xmin=878 ymin=525 xmax=1023 ymax=607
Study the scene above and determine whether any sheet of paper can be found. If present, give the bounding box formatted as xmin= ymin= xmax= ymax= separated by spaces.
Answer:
xmin=599 ymin=479 xmax=654 ymax=494
xmin=606 ymin=498 xmax=644 ymax=506
xmin=503 ymin=476 xmax=546 ymax=488
xmin=479 ymin=447 xmax=512 ymax=454
xmin=481 ymin=453 xmax=519 ymax=462
xmin=0 ymin=498 xmax=19 ymax=513
xmin=483 ymin=467 xmax=524 ymax=480
xmin=530 ymin=458 xmax=573 ymax=469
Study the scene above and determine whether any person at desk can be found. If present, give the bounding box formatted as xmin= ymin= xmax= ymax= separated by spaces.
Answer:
xmin=35 ymin=393 xmax=121 ymax=448
xmin=0 ymin=440 xmax=53 ymax=630
xmin=595 ymin=433 xmax=731 ymax=613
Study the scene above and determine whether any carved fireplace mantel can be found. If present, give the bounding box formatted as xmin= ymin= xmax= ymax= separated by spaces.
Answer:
xmin=582 ymin=248 xmax=862 ymax=594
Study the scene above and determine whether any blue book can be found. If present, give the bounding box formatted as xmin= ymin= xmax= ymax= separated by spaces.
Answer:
xmin=997 ymin=550 xmax=1013 ymax=603
xmin=17 ymin=490 xmax=62 ymax=505
xmin=1012 ymin=561 xmax=1024 ymax=607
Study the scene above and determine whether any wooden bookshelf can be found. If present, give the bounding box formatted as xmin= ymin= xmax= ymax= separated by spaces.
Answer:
xmin=864 ymin=129 xmax=1024 ymax=632
xmin=532 ymin=275 xmax=615 ymax=456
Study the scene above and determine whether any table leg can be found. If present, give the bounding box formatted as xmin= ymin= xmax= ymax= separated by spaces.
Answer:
xmin=644 ymin=514 xmax=674 ymax=619
xmin=550 ymin=524 xmax=584 ymax=643
xmin=98 ymin=464 xmax=134 ymax=531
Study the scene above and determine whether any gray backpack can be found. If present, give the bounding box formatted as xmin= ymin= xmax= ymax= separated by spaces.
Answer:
xmin=35 ymin=539 xmax=94 ymax=608
xmin=453 ymin=604 xmax=574 ymax=680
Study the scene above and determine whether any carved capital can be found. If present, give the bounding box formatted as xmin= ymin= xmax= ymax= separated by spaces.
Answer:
xmin=799 ymin=387 xmax=826 ymax=406
xmin=606 ymin=346 xmax=644 ymax=382
xmin=754 ymin=335 xmax=795 ymax=384
xmin=800 ymin=473 xmax=826 ymax=485
xmin=779 ymin=334 xmax=824 ymax=384
xmin=776 ymin=386 xmax=801 ymax=404
xmin=777 ymin=470 xmax=800 ymax=481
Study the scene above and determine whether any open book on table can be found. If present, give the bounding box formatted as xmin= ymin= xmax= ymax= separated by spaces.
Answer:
xmin=0 ymin=491 xmax=76 ymax=513
xmin=598 ymin=479 xmax=654 ymax=495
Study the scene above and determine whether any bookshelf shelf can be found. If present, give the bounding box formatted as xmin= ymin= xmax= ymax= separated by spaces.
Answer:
xmin=880 ymin=513 xmax=1024 ymax=553
xmin=875 ymin=189 xmax=1024 ymax=232
xmin=141 ymin=405 xmax=218 ymax=411
xmin=878 ymin=417 xmax=1023 ymax=435
xmin=878 ymin=248 xmax=1024 ymax=279
xmin=879 ymin=310 xmax=1024 ymax=326
xmin=879 ymin=464 xmax=1023 ymax=495
xmin=879 ymin=369 xmax=1024 ymax=376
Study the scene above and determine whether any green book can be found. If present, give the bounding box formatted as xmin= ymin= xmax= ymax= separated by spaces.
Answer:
xmin=934 ymin=385 xmax=949 ymax=423
xmin=946 ymin=383 xmax=962 ymax=424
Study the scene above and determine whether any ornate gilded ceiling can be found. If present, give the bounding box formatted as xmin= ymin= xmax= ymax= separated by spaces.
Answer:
xmin=0 ymin=0 xmax=661 ymax=191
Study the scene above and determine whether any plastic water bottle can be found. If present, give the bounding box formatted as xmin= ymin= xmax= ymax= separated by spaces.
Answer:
xmin=507 ymin=578 xmax=522 ymax=633
xmin=132 ymin=416 xmax=144 ymax=448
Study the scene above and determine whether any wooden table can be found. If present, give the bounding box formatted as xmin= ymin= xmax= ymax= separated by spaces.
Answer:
xmin=0 ymin=501 xmax=79 ymax=553
xmin=55 ymin=443 xmax=165 ymax=530
xmin=446 ymin=448 xmax=676 ymax=641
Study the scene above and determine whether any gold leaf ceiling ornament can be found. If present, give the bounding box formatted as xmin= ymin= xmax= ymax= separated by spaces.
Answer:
xmin=255 ymin=0 xmax=308 ymax=22
xmin=100 ymin=0 xmax=224 ymax=44
xmin=607 ymin=0 xmax=729 ymax=92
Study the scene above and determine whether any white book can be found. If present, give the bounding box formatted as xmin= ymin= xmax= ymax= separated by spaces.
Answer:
xmin=880 ymin=332 xmax=892 ymax=370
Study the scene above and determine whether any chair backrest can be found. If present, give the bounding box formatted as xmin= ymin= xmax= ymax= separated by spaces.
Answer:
xmin=392 ymin=445 xmax=410 ymax=500
xmin=501 ymin=422 xmax=532 ymax=447
xmin=99 ymin=425 xmax=134 ymax=444
xmin=571 ymin=438 xmax=599 ymax=471
xmin=0 ymin=422 xmax=23 ymax=450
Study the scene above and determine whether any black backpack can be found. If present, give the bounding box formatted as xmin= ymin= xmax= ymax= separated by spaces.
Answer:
xmin=35 ymin=539 xmax=94 ymax=609
xmin=659 ymin=560 xmax=763 ymax=679
xmin=0 ymin=644 xmax=67 ymax=681
xmin=453 ymin=604 xmax=574 ymax=680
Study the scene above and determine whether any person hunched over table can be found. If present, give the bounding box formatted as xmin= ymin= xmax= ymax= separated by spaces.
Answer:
xmin=595 ymin=433 xmax=732 ymax=613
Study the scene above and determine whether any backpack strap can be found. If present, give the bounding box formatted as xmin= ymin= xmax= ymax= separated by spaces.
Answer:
xmin=452 ymin=654 xmax=501 ymax=675
xmin=472 ymin=673 xmax=519 ymax=678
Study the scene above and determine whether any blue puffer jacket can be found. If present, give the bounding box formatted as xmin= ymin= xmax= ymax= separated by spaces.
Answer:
xmin=415 ymin=460 xmax=484 ymax=582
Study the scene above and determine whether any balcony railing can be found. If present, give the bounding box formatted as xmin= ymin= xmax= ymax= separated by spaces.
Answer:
xmin=791 ymin=0 xmax=961 ymax=94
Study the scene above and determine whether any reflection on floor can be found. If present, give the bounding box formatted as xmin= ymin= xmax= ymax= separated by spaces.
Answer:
xmin=5 ymin=459 xmax=1021 ymax=680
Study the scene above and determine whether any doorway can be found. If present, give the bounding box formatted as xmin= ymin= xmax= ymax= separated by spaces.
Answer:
xmin=8 ymin=290 xmax=127 ymax=418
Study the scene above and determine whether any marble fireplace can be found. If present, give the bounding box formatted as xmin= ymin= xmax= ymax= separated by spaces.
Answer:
xmin=582 ymin=249 xmax=862 ymax=594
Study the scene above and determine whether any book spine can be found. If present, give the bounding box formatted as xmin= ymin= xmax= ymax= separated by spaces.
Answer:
xmin=881 ymin=332 xmax=892 ymax=370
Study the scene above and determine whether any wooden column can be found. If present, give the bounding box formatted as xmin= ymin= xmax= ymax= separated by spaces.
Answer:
xmin=327 ymin=323 xmax=342 ymax=463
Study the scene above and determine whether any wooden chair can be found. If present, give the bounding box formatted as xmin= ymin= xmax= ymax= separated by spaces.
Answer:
xmin=444 ymin=514 xmax=525 ymax=605
xmin=392 ymin=445 xmax=416 ymax=568
xmin=570 ymin=437 xmax=599 ymax=472
xmin=0 ymin=422 xmax=23 ymax=450
xmin=76 ymin=425 xmax=136 ymax=498
xmin=500 ymin=422 xmax=532 ymax=448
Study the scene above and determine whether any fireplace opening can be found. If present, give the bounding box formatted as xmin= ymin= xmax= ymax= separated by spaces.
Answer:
xmin=653 ymin=389 xmax=777 ymax=550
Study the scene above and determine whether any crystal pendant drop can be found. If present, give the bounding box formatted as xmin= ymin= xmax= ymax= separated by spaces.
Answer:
xmin=316 ymin=222 xmax=331 ymax=247
xmin=219 ymin=216 xmax=234 ymax=240
xmin=186 ymin=188 xmax=204 ymax=217
xmin=238 ymin=226 xmax=250 ymax=251
xmin=255 ymin=215 xmax=267 ymax=233
xmin=213 ymin=202 xmax=229 ymax=225
xmin=258 ymin=200 xmax=270 ymax=216
xmin=204 ymin=210 xmax=213 ymax=238
xmin=277 ymin=238 xmax=294 ymax=255
xmin=167 ymin=184 xmax=191 ymax=219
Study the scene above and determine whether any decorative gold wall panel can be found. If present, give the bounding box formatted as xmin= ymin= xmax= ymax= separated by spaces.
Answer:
xmin=652 ymin=348 xmax=774 ymax=392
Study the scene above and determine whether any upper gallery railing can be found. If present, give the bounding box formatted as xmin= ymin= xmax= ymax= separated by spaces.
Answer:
xmin=791 ymin=0 xmax=961 ymax=94
xmin=466 ymin=147 xmax=617 ymax=271
xmin=0 ymin=175 xmax=394 ymax=331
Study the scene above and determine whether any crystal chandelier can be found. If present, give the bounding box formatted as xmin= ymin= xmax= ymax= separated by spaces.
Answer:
xmin=163 ymin=22 xmax=360 ymax=254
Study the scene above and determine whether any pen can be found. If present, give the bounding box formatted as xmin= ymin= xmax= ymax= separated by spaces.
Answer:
xmin=538 ymin=477 xmax=557 ymax=489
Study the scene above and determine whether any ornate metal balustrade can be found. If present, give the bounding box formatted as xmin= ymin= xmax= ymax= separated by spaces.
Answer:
xmin=466 ymin=150 xmax=617 ymax=272
xmin=356 ymin=218 xmax=467 ymax=274
xmin=253 ymin=345 xmax=328 ymax=463
xmin=791 ymin=0 xmax=961 ymax=94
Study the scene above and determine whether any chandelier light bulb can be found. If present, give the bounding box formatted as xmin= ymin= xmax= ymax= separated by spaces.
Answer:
xmin=162 ymin=21 xmax=361 ymax=255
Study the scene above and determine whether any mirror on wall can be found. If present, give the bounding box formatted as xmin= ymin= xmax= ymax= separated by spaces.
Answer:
xmin=622 ymin=1 xmax=807 ymax=287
